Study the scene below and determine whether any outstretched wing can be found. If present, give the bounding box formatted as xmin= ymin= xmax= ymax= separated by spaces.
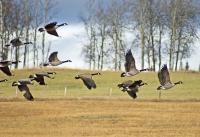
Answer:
xmin=45 ymin=22 xmax=57 ymax=29
xmin=35 ymin=74 xmax=45 ymax=85
xmin=48 ymin=51 xmax=60 ymax=62
xmin=127 ymin=90 xmax=137 ymax=99
xmin=0 ymin=66 xmax=12 ymax=76
xmin=81 ymin=77 xmax=96 ymax=90
xmin=45 ymin=22 xmax=59 ymax=37
xmin=158 ymin=64 xmax=171 ymax=85
xmin=47 ymin=30 xmax=59 ymax=37
xmin=125 ymin=49 xmax=137 ymax=72
xmin=18 ymin=85 xmax=34 ymax=101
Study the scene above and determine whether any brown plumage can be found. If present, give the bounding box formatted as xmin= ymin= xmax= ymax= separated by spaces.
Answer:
xmin=0 ymin=60 xmax=20 ymax=76
xmin=75 ymin=72 xmax=101 ymax=90
xmin=12 ymin=79 xmax=34 ymax=101
xmin=118 ymin=80 xmax=147 ymax=99
xmin=157 ymin=64 xmax=183 ymax=90
xmin=42 ymin=51 xmax=71 ymax=66
xmin=6 ymin=38 xmax=32 ymax=47
xmin=29 ymin=72 xmax=56 ymax=85
xmin=121 ymin=49 xmax=149 ymax=77
xmin=38 ymin=22 xmax=68 ymax=37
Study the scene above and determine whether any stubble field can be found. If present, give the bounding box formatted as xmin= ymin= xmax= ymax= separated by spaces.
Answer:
xmin=0 ymin=68 xmax=200 ymax=137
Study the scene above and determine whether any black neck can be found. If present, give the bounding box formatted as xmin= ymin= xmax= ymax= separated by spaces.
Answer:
xmin=58 ymin=23 xmax=68 ymax=27
xmin=174 ymin=81 xmax=182 ymax=85
xmin=62 ymin=60 xmax=71 ymax=63
xmin=140 ymin=68 xmax=148 ymax=72
xmin=91 ymin=73 xmax=100 ymax=76
xmin=24 ymin=42 xmax=32 ymax=45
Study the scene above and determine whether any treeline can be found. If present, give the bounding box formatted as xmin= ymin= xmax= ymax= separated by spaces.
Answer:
xmin=0 ymin=0 xmax=54 ymax=68
xmin=81 ymin=0 xmax=200 ymax=71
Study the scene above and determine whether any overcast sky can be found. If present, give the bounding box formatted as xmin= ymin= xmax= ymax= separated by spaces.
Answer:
xmin=38 ymin=0 xmax=200 ymax=71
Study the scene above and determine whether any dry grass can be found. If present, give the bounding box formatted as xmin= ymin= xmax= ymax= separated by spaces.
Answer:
xmin=0 ymin=99 xmax=200 ymax=137
xmin=0 ymin=68 xmax=200 ymax=136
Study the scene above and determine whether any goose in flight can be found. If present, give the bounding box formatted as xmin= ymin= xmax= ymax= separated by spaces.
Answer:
xmin=12 ymin=79 xmax=34 ymax=101
xmin=121 ymin=49 xmax=149 ymax=77
xmin=38 ymin=22 xmax=68 ymax=37
xmin=0 ymin=60 xmax=20 ymax=76
xmin=118 ymin=80 xmax=147 ymax=99
xmin=75 ymin=72 xmax=101 ymax=90
xmin=5 ymin=38 xmax=32 ymax=47
xmin=157 ymin=64 xmax=183 ymax=90
xmin=42 ymin=51 xmax=72 ymax=66
xmin=29 ymin=72 xmax=56 ymax=85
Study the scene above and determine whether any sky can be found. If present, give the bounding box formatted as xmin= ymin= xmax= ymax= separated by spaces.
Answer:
xmin=38 ymin=0 xmax=200 ymax=71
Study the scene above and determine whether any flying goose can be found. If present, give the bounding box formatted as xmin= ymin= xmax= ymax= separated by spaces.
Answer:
xmin=75 ymin=72 xmax=101 ymax=90
xmin=29 ymin=72 xmax=56 ymax=85
xmin=121 ymin=49 xmax=149 ymax=77
xmin=5 ymin=38 xmax=32 ymax=47
xmin=12 ymin=79 xmax=34 ymax=101
xmin=157 ymin=64 xmax=183 ymax=99
xmin=38 ymin=22 xmax=68 ymax=37
xmin=157 ymin=64 xmax=183 ymax=90
xmin=42 ymin=51 xmax=72 ymax=66
xmin=118 ymin=80 xmax=147 ymax=99
xmin=0 ymin=60 xmax=20 ymax=76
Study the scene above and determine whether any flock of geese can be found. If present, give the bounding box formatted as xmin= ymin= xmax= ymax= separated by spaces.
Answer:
xmin=0 ymin=22 xmax=183 ymax=101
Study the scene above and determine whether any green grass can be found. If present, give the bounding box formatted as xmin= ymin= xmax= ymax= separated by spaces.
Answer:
xmin=0 ymin=68 xmax=200 ymax=100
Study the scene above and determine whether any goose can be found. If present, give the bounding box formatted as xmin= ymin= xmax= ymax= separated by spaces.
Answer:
xmin=12 ymin=79 xmax=34 ymax=101
xmin=0 ymin=60 xmax=20 ymax=76
xmin=29 ymin=72 xmax=56 ymax=85
xmin=157 ymin=64 xmax=183 ymax=98
xmin=42 ymin=51 xmax=72 ymax=66
xmin=5 ymin=38 xmax=32 ymax=47
xmin=121 ymin=49 xmax=149 ymax=77
xmin=38 ymin=22 xmax=68 ymax=37
xmin=118 ymin=80 xmax=147 ymax=99
xmin=75 ymin=72 xmax=101 ymax=90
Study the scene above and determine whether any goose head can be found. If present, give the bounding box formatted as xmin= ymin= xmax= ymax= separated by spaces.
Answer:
xmin=75 ymin=75 xmax=80 ymax=79
xmin=12 ymin=81 xmax=20 ymax=86
xmin=38 ymin=28 xmax=45 ymax=32
xmin=120 ymin=72 xmax=126 ymax=77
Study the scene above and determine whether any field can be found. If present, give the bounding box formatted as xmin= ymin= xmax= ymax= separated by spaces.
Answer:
xmin=0 ymin=68 xmax=200 ymax=137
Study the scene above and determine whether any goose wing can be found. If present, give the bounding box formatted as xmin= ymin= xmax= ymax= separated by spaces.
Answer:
xmin=45 ymin=22 xmax=59 ymax=36
xmin=127 ymin=89 xmax=138 ymax=99
xmin=35 ymin=74 xmax=45 ymax=85
xmin=45 ymin=22 xmax=57 ymax=29
xmin=125 ymin=49 xmax=137 ymax=72
xmin=158 ymin=64 xmax=171 ymax=85
xmin=18 ymin=85 xmax=34 ymax=101
xmin=47 ymin=30 xmax=59 ymax=37
xmin=0 ymin=66 xmax=12 ymax=76
xmin=81 ymin=76 xmax=96 ymax=90
xmin=48 ymin=52 xmax=60 ymax=62
xmin=118 ymin=80 xmax=133 ymax=88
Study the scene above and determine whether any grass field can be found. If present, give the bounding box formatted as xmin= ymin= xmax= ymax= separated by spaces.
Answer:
xmin=0 ymin=68 xmax=200 ymax=137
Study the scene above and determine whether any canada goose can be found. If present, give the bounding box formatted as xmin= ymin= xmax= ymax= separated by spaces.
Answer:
xmin=121 ymin=49 xmax=149 ymax=77
xmin=38 ymin=22 xmax=68 ymax=37
xmin=29 ymin=72 xmax=56 ymax=85
xmin=5 ymin=38 xmax=32 ymax=47
xmin=12 ymin=79 xmax=34 ymax=101
xmin=75 ymin=72 xmax=101 ymax=90
xmin=0 ymin=60 xmax=21 ymax=76
xmin=118 ymin=80 xmax=147 ymax=99
xmin=157 ymin=64 xmax=183 ymax=90
xmin=43 ymin=51 xmax=72 ymax=66
xmin=157 ymin=64 xmax=183 ymax=98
